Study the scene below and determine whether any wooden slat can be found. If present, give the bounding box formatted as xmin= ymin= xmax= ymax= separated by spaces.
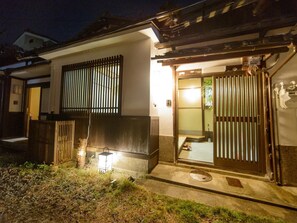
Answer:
xmin=238 ymin=76 xmax=242 ymax=161
xmin=226 ymin=76 xmax=229 ymax=159
xmin=247 ymin=77 xmax=252 ymax=161
xmin=61 ymin=55 xmax=122 ymax=115
xmin=214 ymin=71 xmax=262 ymax=172
xmin=230 ymin=76 xmax=234 ymax=159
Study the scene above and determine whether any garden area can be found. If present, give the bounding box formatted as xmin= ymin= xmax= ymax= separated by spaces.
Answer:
xmin=0 ymin=149 xmax=284 ymax=223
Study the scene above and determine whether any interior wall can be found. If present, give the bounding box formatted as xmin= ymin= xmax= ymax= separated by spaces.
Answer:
xmin=50 ymin=38 xmax=151 ymax=116
xmin=204 ymin=109 xmax=213 ymax=131
xmin=271 ymin=51 xmax=297 ymax=146
xmin=29 ymin=87 xmax=41 ymax=120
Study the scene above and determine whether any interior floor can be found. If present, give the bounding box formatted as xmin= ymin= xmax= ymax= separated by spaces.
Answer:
xmin=178 ymin=136 xmax=213 ymax=163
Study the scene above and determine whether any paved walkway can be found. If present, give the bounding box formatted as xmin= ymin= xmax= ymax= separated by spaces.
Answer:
xmin=138 ymin=164 xmax=297 ymax=222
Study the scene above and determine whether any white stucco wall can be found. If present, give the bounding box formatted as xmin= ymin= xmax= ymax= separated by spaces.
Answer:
xmin=49 ymin=38 xmax=151 ymax=116
xmin=150 ymin=63 xmax=174 ymax=136
xmin=270 ymin=50 xmax=297 ymax=146
xmin=9 ymin=78 xmax=24 ymax=112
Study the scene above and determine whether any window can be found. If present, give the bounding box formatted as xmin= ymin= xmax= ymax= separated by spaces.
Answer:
xmin=61 ymin=55 xmax=123 ymax=115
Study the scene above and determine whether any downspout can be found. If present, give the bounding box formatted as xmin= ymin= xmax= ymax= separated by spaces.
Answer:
xmin=266 ymin=43 xmax=297 ymax=184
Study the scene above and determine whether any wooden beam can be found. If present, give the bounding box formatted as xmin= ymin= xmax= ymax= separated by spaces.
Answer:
xmin=161 ymin=46 xmax=289 ymax=66
xmin=156 ymin=16 xmax=297 ymax=49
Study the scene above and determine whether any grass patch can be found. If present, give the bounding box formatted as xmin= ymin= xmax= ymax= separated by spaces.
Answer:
xmin=0 ymin=154 xmax=285 ymax=223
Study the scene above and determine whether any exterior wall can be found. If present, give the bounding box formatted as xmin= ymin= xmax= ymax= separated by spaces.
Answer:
xmin=9 ymin=78 xmax=24 ymax=112
xmin=86 ymin=149 xmax=157 ymax=176
xmin=47 ymin=38 xmax=159 ymax=173
xmin=150 ymin=46 xmax=175 ymax=162
xmin=49 ymin=38 xmax=151 ymax=116
xmin=271 ymin=51 xmax=297 ymax=146
xmin=1 ymin=78 xmax=24 ymax=137
xmin=270 ymin=49 xmax=297 ymax=185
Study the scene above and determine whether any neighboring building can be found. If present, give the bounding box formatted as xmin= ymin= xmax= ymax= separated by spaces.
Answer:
xmin=13 ymin=30 xmax=57 ymax=52
xmin=0 ymin=31 xmax=56 ymax=138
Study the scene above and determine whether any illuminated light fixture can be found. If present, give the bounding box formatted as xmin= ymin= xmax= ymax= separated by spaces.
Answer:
xmin=98 ymin=147 xmax=113 ymax=173
xmin=209 ymin=10 xmax=216 ymax=18
xmin=184 ymin=88 xmax=201 ymax=103
xmin=184 ymin=21 xmax=190 ymax=27
xmin=222 ymin=4 xmax=231 ymax=14
xmin=236 ymin=0 xmax=245 ymax=8
xmin=196 ymin=16 xmax=203 ymax=23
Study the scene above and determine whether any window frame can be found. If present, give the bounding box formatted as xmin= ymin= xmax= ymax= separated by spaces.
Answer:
xmin=60 ymin=55 xmax=123 ymax=116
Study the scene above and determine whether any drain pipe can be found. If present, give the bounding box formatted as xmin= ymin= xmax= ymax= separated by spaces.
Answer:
xmin=267 ymin=43 xmax=296 ymax=184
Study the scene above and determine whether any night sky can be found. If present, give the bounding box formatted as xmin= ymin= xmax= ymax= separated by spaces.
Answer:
xmin=0 ymin=0 xmax=198 ymax=44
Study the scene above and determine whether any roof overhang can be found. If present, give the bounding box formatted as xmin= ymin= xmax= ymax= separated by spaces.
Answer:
xmin=39 ymin=23 xmax=160 ymax=60
xmin=9 ymin=62 xmax=50 ymax=79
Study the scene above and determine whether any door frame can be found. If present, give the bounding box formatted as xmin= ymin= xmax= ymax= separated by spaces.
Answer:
xmin=174 ymin=68 xmax=214 ymax=164
xmin=173 ymin=68 xmax=267 ymax=174
xmin=24 ymin=82 xmax=50 ymax=136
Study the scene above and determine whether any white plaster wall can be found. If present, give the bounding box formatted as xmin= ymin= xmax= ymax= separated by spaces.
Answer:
xmin=49 ymin=39 xmax=151 ymax=116
xmin=9 ymin=78 xmax=24 ymax=112
xmin=271 ymin=51 xmax=297 ymax=146
xmin=150 ymin=60 xmax=174 ymax=137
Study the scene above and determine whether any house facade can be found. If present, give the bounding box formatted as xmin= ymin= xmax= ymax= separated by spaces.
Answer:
xmin=0 ymin=31 xmax=55 ymax=138
xmin=2 ymin=0 xmax=297 ymax=183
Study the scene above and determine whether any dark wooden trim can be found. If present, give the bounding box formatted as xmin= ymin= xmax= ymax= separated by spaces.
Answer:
xmin=119 ymin=55 xmax=124 ymax=116
xmin=160 ymin=47 xmax=289 ymax=66
xmin=260 ymin=71 xmax=267 ymax=173
xmin=201 ymin=77 xmax=205 ymax=135
xmin=172 ymin=66 xmax=178 ymax=163
xmin=59 ymin=66 xmax=65 ymax=115
xmin=267 ymin=76 xmax=278 ymax=182
xmin=26 ymin=82 xmax=50 ymax=88
xmin=215 ymin=116 xmax=257 ymax=122
xmin=26 ymin=74 xmax=50 ymax=81
xmin=156 ymin=16 xmax=297 ymax=50
xmin=10 ymin=76 xmax=25 ymax=81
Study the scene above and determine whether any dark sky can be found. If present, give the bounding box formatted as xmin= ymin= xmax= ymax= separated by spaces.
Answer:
xmin=0 ymin=0 xmax=198 ymax=44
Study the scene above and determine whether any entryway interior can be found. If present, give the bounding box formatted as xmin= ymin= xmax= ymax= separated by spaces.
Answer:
xmin=177 ymin=74 xmax=214 ymax=164
xmin=25 ymin=86 xmax=49 ymax=137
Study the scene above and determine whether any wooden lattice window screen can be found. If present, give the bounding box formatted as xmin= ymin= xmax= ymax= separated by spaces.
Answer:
xmin=61 ymin=55 xmax=123 ymax=115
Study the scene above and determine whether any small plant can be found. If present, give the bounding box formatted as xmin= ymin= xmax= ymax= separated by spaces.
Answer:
xmin=22 ymin=161 xmax=36 ymax=169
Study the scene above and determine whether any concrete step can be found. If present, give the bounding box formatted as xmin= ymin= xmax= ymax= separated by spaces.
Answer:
xmin=149 ymin=164 xmax=297 ymax=211
xmin=139 ymin=178 xmax=297 ymax=223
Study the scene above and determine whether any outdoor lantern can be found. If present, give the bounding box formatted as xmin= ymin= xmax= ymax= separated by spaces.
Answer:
xmin=98 ymin=147 xmax=113 ymax=173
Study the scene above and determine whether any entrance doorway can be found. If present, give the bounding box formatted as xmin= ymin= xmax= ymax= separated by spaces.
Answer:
xmin=177 ymin=75 xmax=214 ymax=164
xmin=213 ymin=72 xmax=263 ymax=172
xmin=175 ymin=68 xmax=264 ymax=173
xmin=26 ymin=87 xmax=41 ymax=136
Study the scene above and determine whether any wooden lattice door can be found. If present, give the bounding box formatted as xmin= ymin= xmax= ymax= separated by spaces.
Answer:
xmin=214 ymin=72 xmax=264 ymax=172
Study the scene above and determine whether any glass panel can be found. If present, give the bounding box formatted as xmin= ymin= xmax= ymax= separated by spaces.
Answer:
xmin=178 ymin=88 xmax=201 ymax=108
xmin=179 ymin=78 xmax=201 ymax=88
xmin=178 ymin=108 xmax=202 ymax=135
xmin=61 ymin=55 xmax=122 ymax=114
